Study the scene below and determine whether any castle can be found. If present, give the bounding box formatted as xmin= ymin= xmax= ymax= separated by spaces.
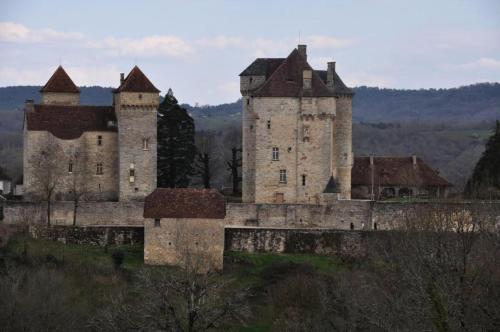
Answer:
xmin=240 ymin=44 xmax=354 ymax=204
xmin=23 ymin=66 xmax=159 ymax=202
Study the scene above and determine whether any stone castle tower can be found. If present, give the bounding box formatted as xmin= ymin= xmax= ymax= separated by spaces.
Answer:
xmin=23 ymin=65 xmax=159 ymax=202
xmin=113 ymin=66 xmax=159 ymax=201
xmin=239 ymin=45 xmax=353 ymax=204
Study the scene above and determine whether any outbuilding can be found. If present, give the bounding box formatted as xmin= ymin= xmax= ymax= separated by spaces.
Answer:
xmin=143 ymin=188 xmax=226 ymax=271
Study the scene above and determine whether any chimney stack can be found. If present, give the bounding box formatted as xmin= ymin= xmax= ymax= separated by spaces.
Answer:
xmin=327 ymin=61 xmax=336 ymax=89
xmin=25 ymin=99 xmax=34 ymax=112
xmin=412 ymin=155 xmax=417 ymax=166
xmin=369 ymin=155 xmax=374 ymax=166
xmin=120 ymin=73 xmax=125 ymax=84
xmin=298 ymin=44 xmax=307 ymax=60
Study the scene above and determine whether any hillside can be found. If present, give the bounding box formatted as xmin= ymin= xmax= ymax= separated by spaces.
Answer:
xmin=0 ymin=83 xmax=499 ymax=189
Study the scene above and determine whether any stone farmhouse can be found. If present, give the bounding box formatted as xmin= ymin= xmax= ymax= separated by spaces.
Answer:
xmin=351 ymin=156 xmax=452 ymax=200
xmin=240 ymin=44 xmax=354 ymax=204
xmin=23 ymin=66 xmax=159 ymax=202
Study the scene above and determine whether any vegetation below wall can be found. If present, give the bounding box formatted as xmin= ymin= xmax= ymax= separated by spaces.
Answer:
xmin=1 ymin=229 xmax=499 ymax=331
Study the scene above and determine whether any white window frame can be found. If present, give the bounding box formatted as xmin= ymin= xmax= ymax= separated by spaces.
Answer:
xmin=272 ymin=147 xmax=279 ymax=161
xmin=279 ymin=169 xmax=287 ymax=184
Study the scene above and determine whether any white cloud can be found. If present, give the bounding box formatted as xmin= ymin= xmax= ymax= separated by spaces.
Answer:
xmin=89 ymin=35 xmax=194 ymax=58
xmin=453 ymin=57 xmax=500 ymax=70
xmin=344 ymin=72 xmax=394 ymax=87
xmin=195 ymin=34 xmax=354 ymax=57
xmin=306 ymin=35 xmax=355 ymax=49
xmin=0 ymin=21 xmax=83 ymax=43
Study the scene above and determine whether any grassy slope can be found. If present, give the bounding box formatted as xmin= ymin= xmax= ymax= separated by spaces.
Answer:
xmin=1 ymin=237 xmax=347 ymax=332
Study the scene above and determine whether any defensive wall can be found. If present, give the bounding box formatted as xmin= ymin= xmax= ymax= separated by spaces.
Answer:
xmin=2 ymin=200 xmax=500 ymax=230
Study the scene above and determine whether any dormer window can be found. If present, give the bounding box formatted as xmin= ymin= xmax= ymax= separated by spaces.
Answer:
xmin=303 ymin=70 xmax=312 ymax=89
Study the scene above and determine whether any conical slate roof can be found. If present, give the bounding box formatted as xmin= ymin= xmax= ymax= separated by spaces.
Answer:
xmin=323 ymin=176 xmax=341 ymax=193
xmin=40 ymin=66 xmax=80 ymax=93
xmin=115 ymin=66 xmax=160 ymax=93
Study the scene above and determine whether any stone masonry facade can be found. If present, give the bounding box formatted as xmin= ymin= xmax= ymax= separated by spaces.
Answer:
xmin=23 ymin=66 xmax=158 ymax=202
xmin=240 ymin=45 xmax=354 ymax=204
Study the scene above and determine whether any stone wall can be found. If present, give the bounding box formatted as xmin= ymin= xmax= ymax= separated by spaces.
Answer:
xmin=225 ymin=201 xmax=372 ymax=230
xmin=115 ymin=91 xmax=158 ymax=201
xmin=23 ymin=130 xmax=119 ymax=201
xmin=144 ymin=217 xmax=224 ymax=271
xmin=225 ymin=227 xmax=369 ymax=258
xmin=2 ymin=201 xmax=146 ymax=226
xmin=29 ymin=225 xmax=143 ymax=246
xmin=41 ymin=92 xmax=79 ymax=106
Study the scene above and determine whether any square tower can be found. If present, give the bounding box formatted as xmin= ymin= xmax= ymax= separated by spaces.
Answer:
xmin=114 ymin=66 xmax=159 ymax=201
xmin=239 ymin=45 xmax=354 ymax=204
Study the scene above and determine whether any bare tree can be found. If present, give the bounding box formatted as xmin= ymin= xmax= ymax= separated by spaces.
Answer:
xmin=358 ymin=202 xmax=500 ymax=331
xmin=223 ymin=128 xmax=242 ymax=195
xmin=29 ymin=135 xmax=61 ymax=226
xmin=68 ymin=148 xmax=88 ymax=226
xmin=194 ymin=131 xmax=219 ymax=189
xmin=91 ymin=220 xmax=247 ymax=332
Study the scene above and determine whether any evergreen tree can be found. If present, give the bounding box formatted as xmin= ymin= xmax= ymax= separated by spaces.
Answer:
xmin=465 ymin=120 xmax=500 ymax=198
xmin=157 ymin=89 xmax=196 ymax=188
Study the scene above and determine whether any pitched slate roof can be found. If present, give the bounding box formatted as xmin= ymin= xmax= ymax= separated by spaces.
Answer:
xmin=26 ymin=104 xmax=117 ymax=140
xmin=40 ymin=66 xmax=80 ymax=93
xmin=315 ymin=70 xmax=353 ymax=95
xmin=251 ymin=49 xmax=336 ymax=98
xmin=115 ymin=66 xmax=160 ymax=93
xmin=239 ymin=58 xmax=285 ymax=78
xmin=144 ymin=188 xmax=226 ymax=219
xmin=351 ymin=156 xmax=452 ymax=187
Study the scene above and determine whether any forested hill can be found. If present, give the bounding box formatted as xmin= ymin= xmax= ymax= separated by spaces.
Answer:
xmin=1 ymin=83 xmax=499 ymax=124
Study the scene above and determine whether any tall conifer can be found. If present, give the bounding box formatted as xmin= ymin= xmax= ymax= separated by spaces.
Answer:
xmin=465 ymin=120 xmax=500 ymax=198
xmin=157 ymin=89 xmax=196 ymax=188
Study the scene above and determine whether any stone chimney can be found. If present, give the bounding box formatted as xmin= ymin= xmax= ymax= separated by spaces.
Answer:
xmin=298 ymin=44 xmax=307 ymax=60
xmin=412 ymin=155 xmax=417 ymax=167
xmin=25 ymin=99 xmax=34 ymax=112
xmin=327 ymin=62 xmax=336 ymax=89
xmin=120 ymin=73 xmax=125 ymax=84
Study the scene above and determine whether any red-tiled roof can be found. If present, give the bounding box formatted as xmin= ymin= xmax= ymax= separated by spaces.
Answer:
xmin=352 ymin=156 xmax=452 ymax=187
xmin=40 ymin=66 xmax=80 ymax=93
xmin=26 ymin=104 xmax=117 ymax=140
xmin=115 ymin=66 xmax=160 ymax=93
xmin=252 ymin=49 xmax=336 ymax=98
xmin=144 ymin=188 xmax=226 ymax=219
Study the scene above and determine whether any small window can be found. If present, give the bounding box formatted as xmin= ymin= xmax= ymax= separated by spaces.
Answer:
xmin=302 ymin=175 xmax=306 ymax=186
xmin=97 ymin=135 xmax=102 ymax=146
xmin=279 ymin=169 xmax=287 ymax=184
xmin=142 ymin=138 xmax=149 ymax=150
xmin=96 ymin=162 xmax=103 ymax=175
xmin=68 ymin=161 xmax=73 ymax=174
xmin=249 ymin=77 xmax=253 ymax=84
xmin=267 ymin=120 xmax=271 ymax=129
xmin=138 ymin=93 xmax=143 ymax=100
xmin=129 ymin=163 xmax=135 ymax=183
xmin=246 ymin=99 xmax=250 ymax=105
xmin=154 ymin=219 xmax=160 ymax=227
xmin=272 ymin=147 xmax=279 ymax=161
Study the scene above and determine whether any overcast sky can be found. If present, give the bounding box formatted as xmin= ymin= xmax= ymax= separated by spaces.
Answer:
xmin=0 ymin=0 xmax=499 ymax=105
